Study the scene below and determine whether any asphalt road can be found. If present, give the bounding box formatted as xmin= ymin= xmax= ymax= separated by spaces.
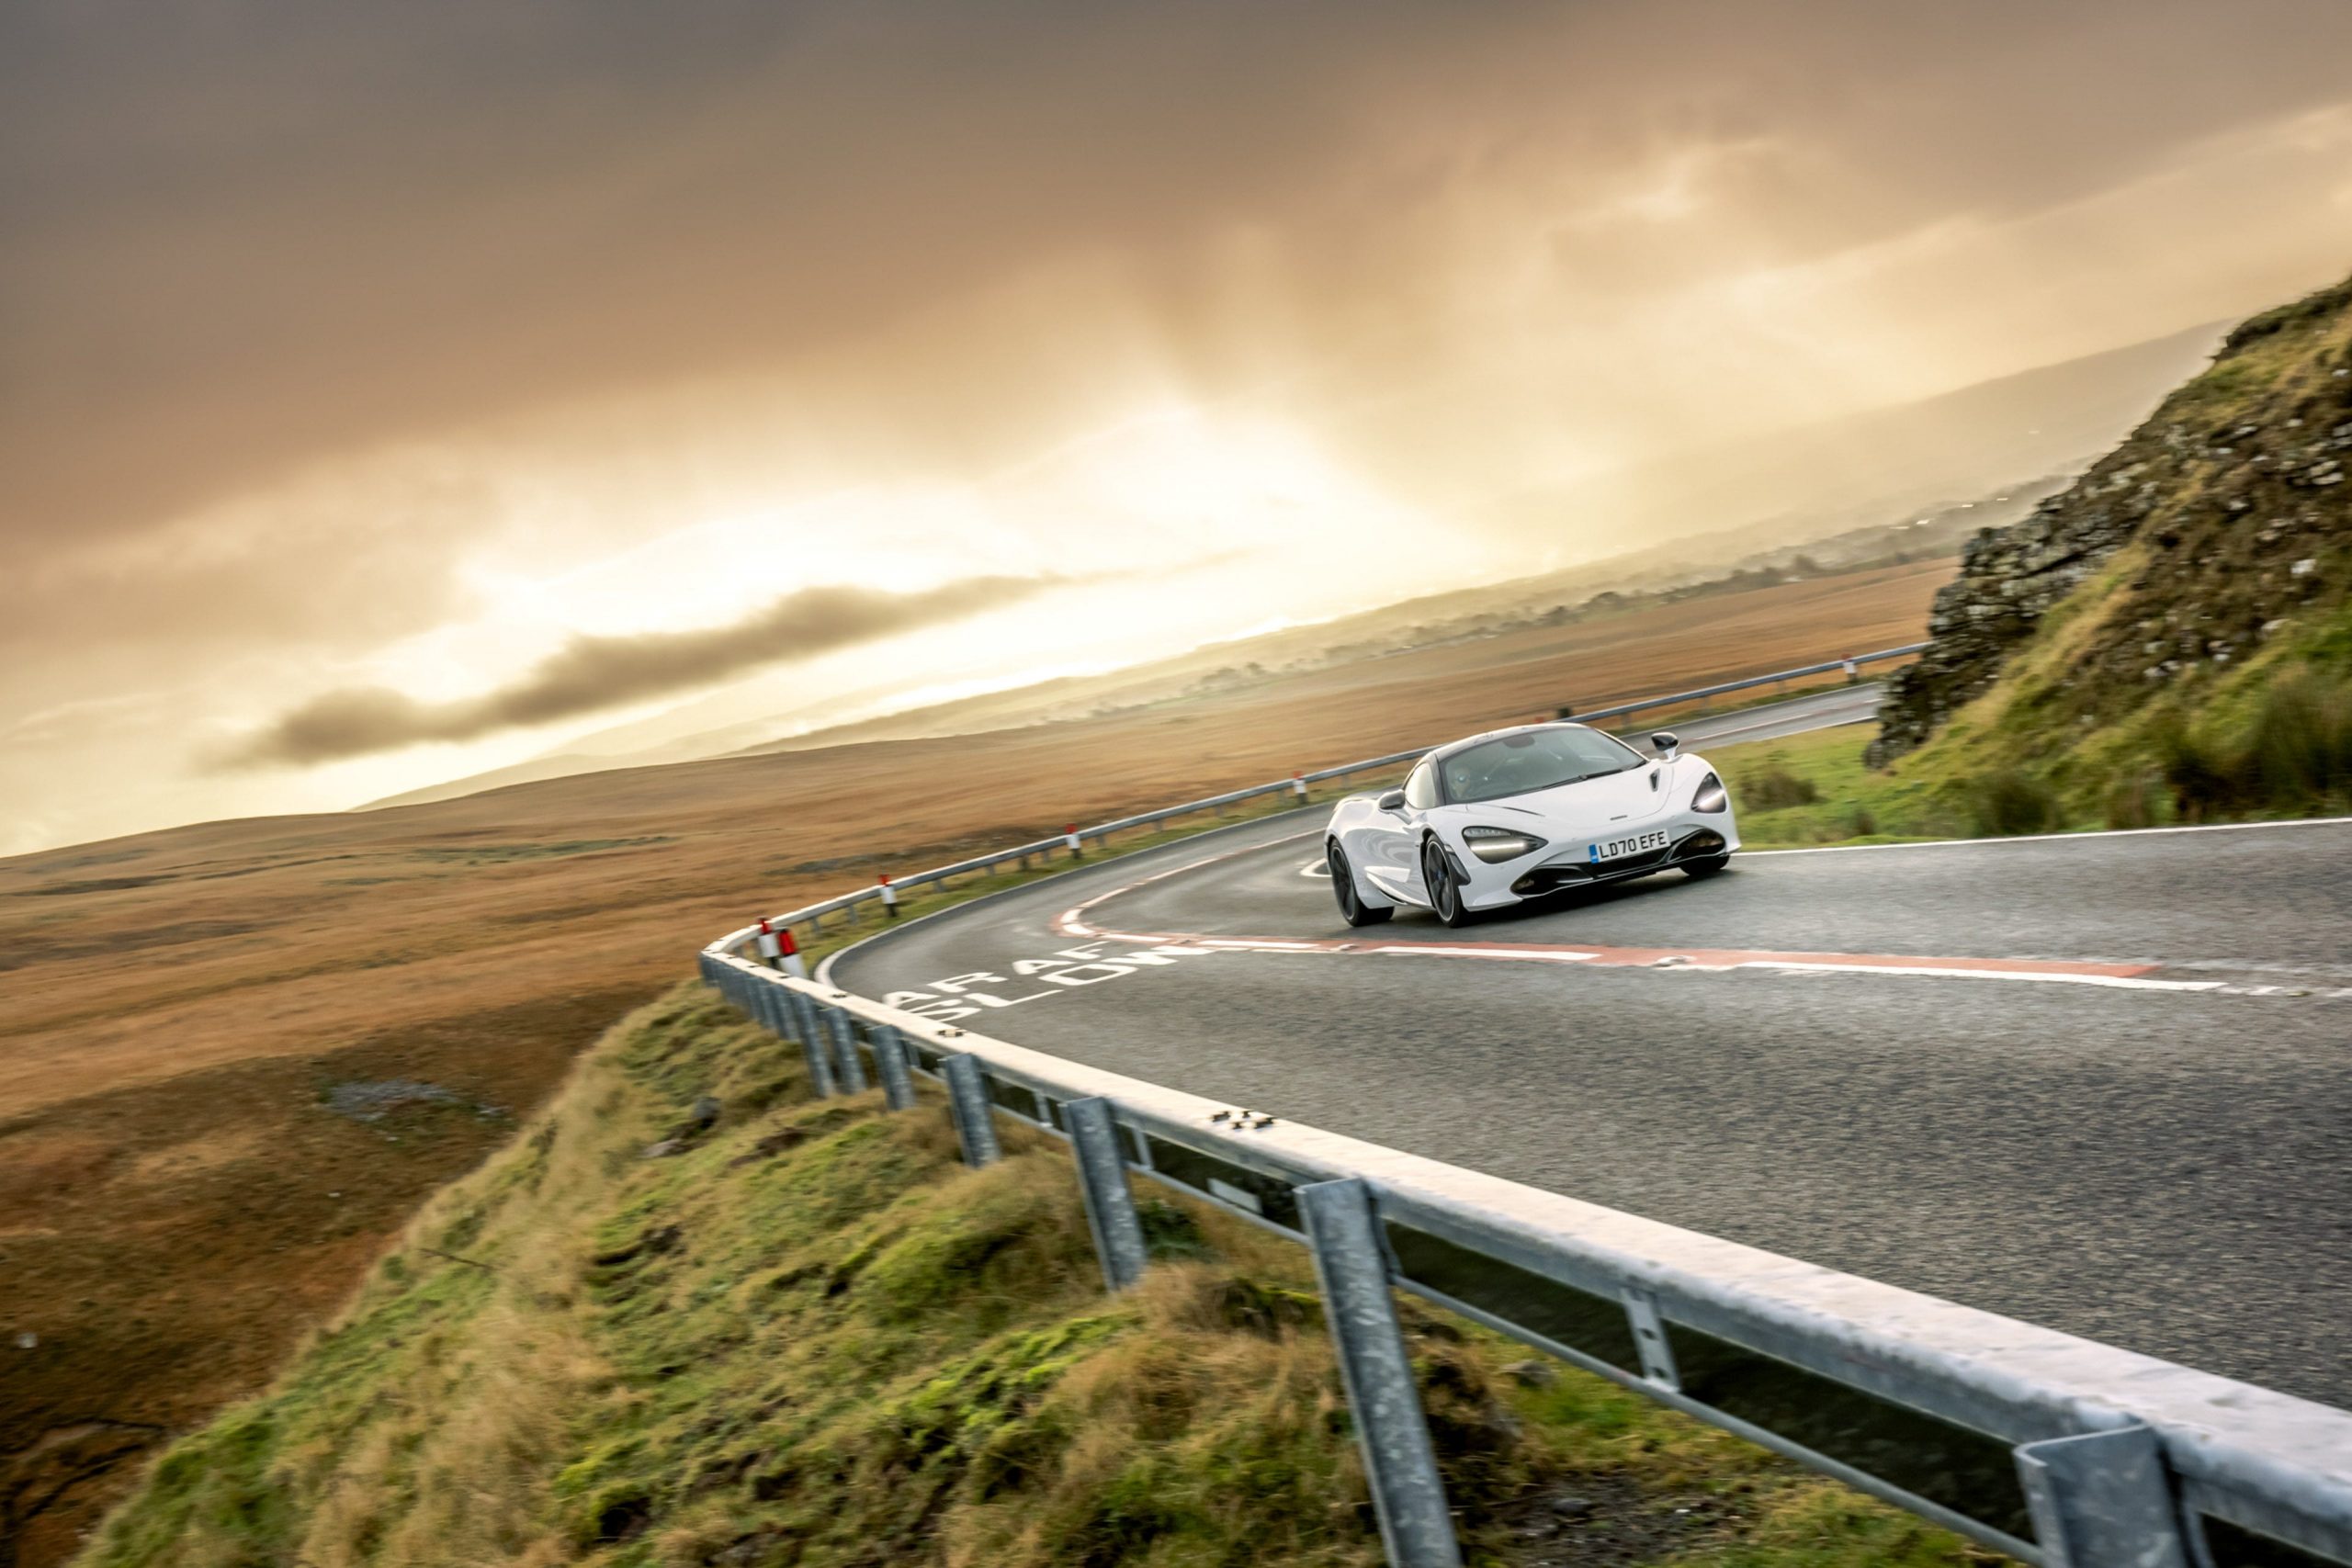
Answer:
xmin=830 ymin=700 xmax=2352 ymax=1409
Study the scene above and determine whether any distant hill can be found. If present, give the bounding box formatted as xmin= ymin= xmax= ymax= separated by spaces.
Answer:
xmin=366 ymin=321 xmax=2223 ymax=813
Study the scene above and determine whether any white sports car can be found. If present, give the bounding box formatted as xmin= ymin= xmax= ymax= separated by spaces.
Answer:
xmin=1324 ymin=723 xmax=1738 ymax=928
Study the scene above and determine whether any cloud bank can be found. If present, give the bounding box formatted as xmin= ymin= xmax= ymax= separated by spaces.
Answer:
xmin=6 ymin=0 xmax=2352 ymax=850
xmin=217 ymin=575 xmax=1071 ymax=767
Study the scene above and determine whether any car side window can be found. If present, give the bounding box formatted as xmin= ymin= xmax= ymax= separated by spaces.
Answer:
xmin=1403 ymin=761 xmax=1438 ymax=810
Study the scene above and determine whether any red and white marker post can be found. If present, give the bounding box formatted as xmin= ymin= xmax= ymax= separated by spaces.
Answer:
xmin=1292 ymin=772 xmax=1308 ymax=802
xmin=1064 ymin=823 xmax=1083 ymax=860
xmin=755 ymin=918 xmax=808 ymax=979
xmin=878 ymin=874 xmax=899 ymax=919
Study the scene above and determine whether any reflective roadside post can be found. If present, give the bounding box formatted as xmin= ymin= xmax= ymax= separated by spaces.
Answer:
xmin=755 ymin=918 xmax=809 ymax=979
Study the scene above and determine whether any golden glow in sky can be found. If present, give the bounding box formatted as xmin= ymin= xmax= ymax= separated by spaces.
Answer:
xmin=4 ymin=1 xmax=2350 ymax=852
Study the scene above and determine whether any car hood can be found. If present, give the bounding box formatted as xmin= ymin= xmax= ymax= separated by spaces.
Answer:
xmin=1471 ymin=765 xmax=1672 ymax=829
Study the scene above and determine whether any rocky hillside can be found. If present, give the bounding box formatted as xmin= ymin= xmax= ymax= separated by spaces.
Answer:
xmin=1870 ymin=273 xmax=2352 ymax=767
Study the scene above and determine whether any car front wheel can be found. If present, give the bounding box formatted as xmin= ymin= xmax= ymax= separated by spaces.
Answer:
xmin=1421 ymin=840 xmax=1476 ymax=928
xmin=1329 ymin=842 xmax=1394 ymax=927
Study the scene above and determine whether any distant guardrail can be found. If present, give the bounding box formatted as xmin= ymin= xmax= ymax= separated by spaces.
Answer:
xmin=696 ymin=955 xmax=2352 ymax=1568
xmin=695 ymin=637 xmax=2351 ymax=1568
xmin=748 ymin=643 xmax=1926 ymax=946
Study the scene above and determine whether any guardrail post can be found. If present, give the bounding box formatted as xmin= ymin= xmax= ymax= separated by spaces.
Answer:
xmin=1621 ymin=1287 xmax=1679 ymax=1390
xmin=941 ymin=1054 xmax=1001 ymax=1168
xmin=786 ymin=990 xmax=837 ymax=1098
xmin=1297 ymin=1179 xmax=1463 ymax=1568
xmin=826 ymin=1006 xmax=868 ymax=1093
xmin=871 ymin=1024 xmax=917 ymax=1111
xmin=2015 ymin=1426 xmax=2188 ymax=1568
xmin=1064 ymin=1098 xmax=1148 ymax=1292
xmin=750 ymin=980 xmax=784 ymax=1035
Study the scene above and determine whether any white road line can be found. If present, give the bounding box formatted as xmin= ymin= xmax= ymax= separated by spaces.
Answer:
xmin=1369 ymin=943 xmax=1601 ymax=962
xmin=1038 ymin=814 xmax=2348 ymax=1001
xmin=1743 ymin=814 xmax=2352 ymax=856
xmin=1747 ymin=961 xmax=2224 ymax=991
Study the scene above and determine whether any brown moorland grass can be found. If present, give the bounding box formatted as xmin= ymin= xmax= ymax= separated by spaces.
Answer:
xmin=0 ymin=558 xmax=1939 ymax=1562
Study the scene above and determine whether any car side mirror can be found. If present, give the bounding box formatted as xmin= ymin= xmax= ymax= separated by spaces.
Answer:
xmin=1376 ymin=789 xmax=1408 ymax=813
xmin=1651 ymin=731 xmax=1679 ymax=761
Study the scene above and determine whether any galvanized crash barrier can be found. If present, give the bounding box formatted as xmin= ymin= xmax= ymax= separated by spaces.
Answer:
xmin=690 ymin=642 xmax=2350 ymax=1567
xmin=696 ymin=952 xmax=2352 ymax=1568
xmin=753 ymin=645 xmax=1926 ymax=948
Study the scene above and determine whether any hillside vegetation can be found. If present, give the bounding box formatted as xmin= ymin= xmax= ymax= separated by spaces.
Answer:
xmin=1885 ymin=272 xmax=2352 ymax=818
xmin=76 ymin=987 xmax=1999 ymax=1568
xmin=1714 ymin=272 xmax=2352 ymax=847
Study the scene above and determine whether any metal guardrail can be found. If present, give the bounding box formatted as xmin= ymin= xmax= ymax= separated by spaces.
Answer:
xmin=694 ymin=638 xmax=2352 ymax=1565
xmin=695 ymin=954 xmax=2352 ymax=1568
xmin=738 ymin=644 xmax=1927 ymax=943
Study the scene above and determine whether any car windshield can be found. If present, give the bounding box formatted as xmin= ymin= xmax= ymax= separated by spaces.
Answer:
xmin=1438 ymin=727 xmax=1643 ymax=805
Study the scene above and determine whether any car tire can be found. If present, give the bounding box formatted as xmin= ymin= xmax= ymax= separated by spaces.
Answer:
xmin=1681 ymin=855 xmax=1730 ymax=879
xmin=1329 ymin=842 xmax=1394 ymax=927
xmin=1421 ymin=840 xmax=1476 ymax=928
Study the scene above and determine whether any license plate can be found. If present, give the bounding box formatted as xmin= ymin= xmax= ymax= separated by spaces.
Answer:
xmin=1589 ymin=829 xmax=1669 ymax=863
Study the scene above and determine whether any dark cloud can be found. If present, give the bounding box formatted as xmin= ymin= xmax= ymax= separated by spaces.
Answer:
xmin=8 ymin=0 xmax=2351 ymax=562
xmin=215 ymin=574 xmax=1071 ymax=767
xmin=6 ymin=0 xmax=2352 ymax=850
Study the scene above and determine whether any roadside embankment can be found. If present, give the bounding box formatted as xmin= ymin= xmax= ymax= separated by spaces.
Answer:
xmin=77 ymin=985 xmax=2001 ymax=1568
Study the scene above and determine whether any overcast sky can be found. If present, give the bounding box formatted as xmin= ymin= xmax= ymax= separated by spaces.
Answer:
xmin=5 ymin=0 xmax=2349 ymax=853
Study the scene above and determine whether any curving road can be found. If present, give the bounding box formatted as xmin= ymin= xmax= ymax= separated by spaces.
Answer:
xmin=829 ymin=698 xmax=2352 ymax=1409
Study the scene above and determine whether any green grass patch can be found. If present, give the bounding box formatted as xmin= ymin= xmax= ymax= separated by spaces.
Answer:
xmin=1703 ymin=725 xmax=1962 ymax=848
xmin=1712 ymin=617 xmax=2352 ymax=852
xmin=80 ymin=985 xmax=2010 ymax=1568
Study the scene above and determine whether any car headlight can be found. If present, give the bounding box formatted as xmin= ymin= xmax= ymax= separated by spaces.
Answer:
xmin=1692 ymin=772 xmax=1728 ymax=813
xmin=1462 ymin=825 xmax=1548 ymax=863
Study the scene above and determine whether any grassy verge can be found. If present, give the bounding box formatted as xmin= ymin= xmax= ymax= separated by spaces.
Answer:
xmin=1709 ymin=629 xmax=2352 ymax=852
xmin=80 ymin=986 xmax=2007 ymax=1568
xmin=1704 ymin=726 xmax=1962 ymax=849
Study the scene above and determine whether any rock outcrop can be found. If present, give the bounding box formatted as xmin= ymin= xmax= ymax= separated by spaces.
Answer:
xmin=1869 ymin=275 xmax=2352 ymax=766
